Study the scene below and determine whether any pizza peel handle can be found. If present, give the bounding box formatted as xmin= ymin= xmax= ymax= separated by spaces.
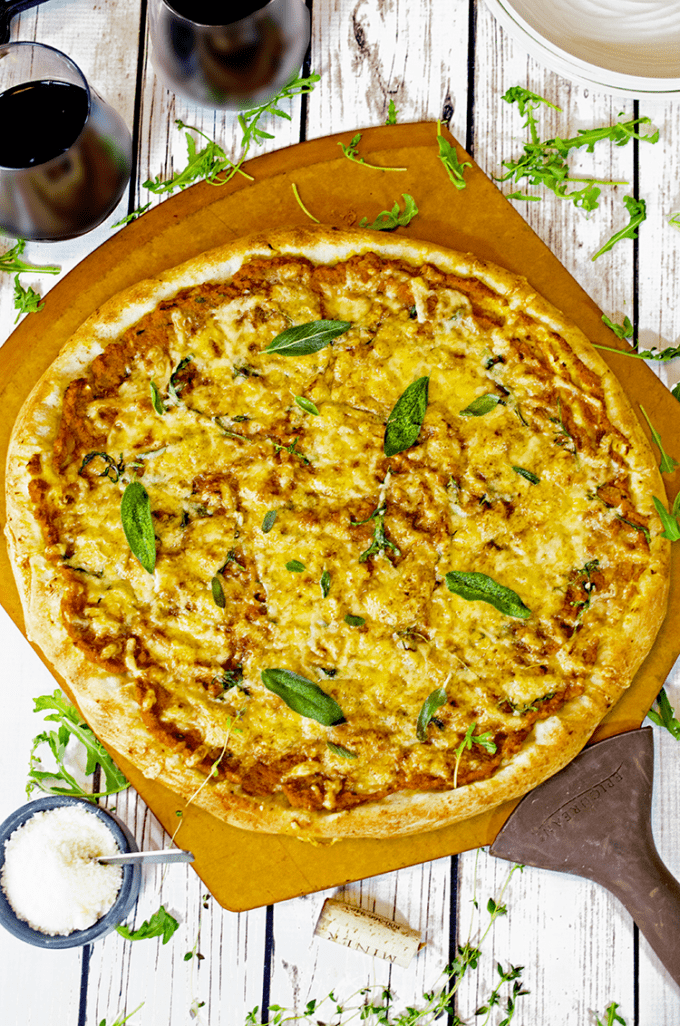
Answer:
xmin=489 ymin=727 xmax=680 ymax=988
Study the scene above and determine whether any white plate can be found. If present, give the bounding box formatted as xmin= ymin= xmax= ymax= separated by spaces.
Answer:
xmin=485 ymin=0 xmax=680 ymax=98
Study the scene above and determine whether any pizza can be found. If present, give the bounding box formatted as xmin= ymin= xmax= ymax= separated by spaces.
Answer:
xmin=4 ymin=225 xmax=670 ymax=839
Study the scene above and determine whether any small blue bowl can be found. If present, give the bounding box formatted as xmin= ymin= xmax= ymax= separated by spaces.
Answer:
xmin=0 ymin=795 xmax=141 ymax=948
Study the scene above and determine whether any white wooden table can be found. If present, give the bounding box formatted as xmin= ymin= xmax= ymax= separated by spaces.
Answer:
xmin=1 ymin=2 xmax=680 ymax=1024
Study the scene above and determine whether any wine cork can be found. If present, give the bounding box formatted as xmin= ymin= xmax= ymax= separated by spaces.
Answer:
xmin=314 ymin=898 xmax=422 ymax=967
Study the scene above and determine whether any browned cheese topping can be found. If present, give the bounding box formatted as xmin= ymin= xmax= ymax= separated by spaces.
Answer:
xmin=25 ymin=254 xmax=654 ymax=812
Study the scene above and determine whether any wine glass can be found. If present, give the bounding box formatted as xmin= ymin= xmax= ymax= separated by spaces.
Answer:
xmin=148 ymin=0 xmax=311 ymax=109
xmin=0 ymin=42 xmax=132 ymax=241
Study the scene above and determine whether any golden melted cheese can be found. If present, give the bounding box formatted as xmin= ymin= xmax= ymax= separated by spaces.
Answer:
xmin=31 ymin=253 xmax=656 ymax=811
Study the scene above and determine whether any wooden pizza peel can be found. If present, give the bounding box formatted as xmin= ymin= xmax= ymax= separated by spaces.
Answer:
xmin=0 ymin=122 xmax=678 ymax=911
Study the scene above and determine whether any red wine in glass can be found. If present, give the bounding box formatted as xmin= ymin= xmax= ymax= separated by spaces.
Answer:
xmin=149 ymin=0 xmax=310 ymax=109
xmin=0 ymin=43 xmax=132 ymax=241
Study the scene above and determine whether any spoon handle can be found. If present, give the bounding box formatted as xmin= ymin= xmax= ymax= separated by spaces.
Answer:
xmin=97 ymin=848 xmax=195 ymax=866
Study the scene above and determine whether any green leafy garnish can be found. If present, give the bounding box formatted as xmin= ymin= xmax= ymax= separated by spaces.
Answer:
xmin=0 ymin=237 xmax=60 ymax=276
xmin=143 ymin=122 xmax=252 ymax=198
xmin=571 ymin=558 xmax=600 ymax=626
xmin=445 ymin=571 xmax=532 ymax=619
xmin=385 ymin=99 xmax=398 ymax=125
xmin=453 ymin=721 xmax=498 ymax=788
xmin=359 ymin=193 xmax=418 ymax=231
xmin=647 ymin=687 xmax=680 ymax=739
xmin=512 ymin=465 xmax=540 ymax=485
xmin=291 ymin=182 xmax=320 ymax=223
xmin=13 ymin=276 xmax=45 ymax=321
xmin=436 ymin=120 xmax=471 ymax=189
xmin=351 ymin=504 xmax=401 ymax=563
xmin=639 ymin=405 xmax=679 ymax=474
xmin=262 ymin=509 xmax=278 ymax=533
xmin=592 ymin=196 xmax=647 ymax=261
xmin=602 ymin=313 xmax=634 ymax=340
xmin=97 ymin=1004 xmax=144 ymax=1026
xmin=344 ymin=614 xmax=365 ymax=627
xmin=116 ymin=905 xmax=180 ymax=945
xmin=27 ymin=690 xmax=129 ymax=801
xmin=211 ymin=575 xmax=226 ymax=608
xmin=80 ymin=451 xmax=125 ymax=483
xmin=416 ymin=686 xmax=448 ymax=742
xmin=150 ymin=381 xmax=165 ymax=415
xmin=337 ymin=132 xmax=407 ymax=171
xmin=120 ymin=481 xmax=156 ymax=574
xmin=264 ymin=319 xmax=351 ymax=356
xmin=327 ymin=741 xmax=358 ymax=759
xmin=272 ymin=435 xmax=310 ymax=465
xmin=294 ymin=395 xmax=320 ymax=415
xmin=320 ymin=569 xmax=331 ymax=597
xmin=384 ymin=375 xmax=429 ymax=457
xmin=460 ymin=393 xmax=504 ymax=417
xmin=653 ymin=495 xmax=680 ymax=540
xmin=261 ymin=668 xmax=345 ymax=725
xmin=595 ymin=1001 xmax=627 ymax=1026
xmin=286 ymin=559 xmax=306 ymax=573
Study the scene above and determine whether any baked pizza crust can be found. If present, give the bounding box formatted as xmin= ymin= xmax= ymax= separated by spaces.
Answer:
xmin=5 ymin=226 xmax=670 ymax=839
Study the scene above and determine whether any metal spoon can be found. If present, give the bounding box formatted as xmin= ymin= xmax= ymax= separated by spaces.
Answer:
xmin=96 ymin=848 xmax=195 ymax=866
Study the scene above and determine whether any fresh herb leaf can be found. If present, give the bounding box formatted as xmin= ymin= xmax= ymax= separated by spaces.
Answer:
xmin=97 ymin=1004 xmax=145 ymax=1026
xmin=460 ymin=393 xmax=504 ymax=417
xmin=320 ymin=569 xmax=331 ymax=597
xmin=264 ymin=319 xmax=351 ymax=356
xmin=351 ymin=504 xmax=401 ymax=562
xmin=385 ymin=98 xmax=398 ymax=125
xmin=116 ymin=905 xmax=180 ymax=945
xmin=639 ymin=405 xmax=679 ymax=473
xmin=294 ymin=395 xmax=320 ymax=415
xmin=416 ymin=686 xmax=448 ymax=742
xmin=112 ymin=203 xmax=152 ymax=227
xmin=286 ymin=559 xmax=306 ymax=573
xmin=80 ymin=451 xmax=125 ymax=483
xmin=602 ymin=313 xmax=634 ymax=340
xmin=143 ymin=122 xmax=252 ymax=197
xmin=272 ymin=435 xmax=310 ymax=464
xmin=512 ymin=465 xmax=540 ymax=485
xmin=437 ymin=120 xmax=471 ymax=189
xmin=592 ymin=195 xmax=647 ymax=260
xmin=291 ymin=182 xmax=320 ymax=223
xmin=262 ymin=509 xmax=278 ymax=533
xmin=595 ymin=1001 xmax=627 ymax=1026
xmin=453 ymin=721 xmax=498 ymax=787
xmin=327 ymin=741 xmax=358 ymax=759
xmin=384 ymin=375 xmax=429 ymax=457
xmin=653 ymin=495 xmax=680 ymax=540
xmin=359 ymin=193 xmax=418 ymax=231
xmin=673 ymin=383 xmax=680 ymax=401
xmin=211 ymin=575 xmax=226 ymax=607
xmin=121 ymin=481 xmax=156 ymax=574
xmin=337 ymin=132 xmax=407 ymax=171
xmin=0 ymin=237 xmax=60 ymax=276
xmin=150 ymin=381 xmax=165 ymax=415
xmin=13 ymin=276 xmax=45 ymax=321
xmin=236 ymin=72 xmax=320 ymax=170
xmin=571 ymin=558 xmax=600 ymax=626
xmin=594 ymin=340 xmax=680 ymax=362
xmin=168 ymin=355 xmax=194 ymax=403
xmin=27 ymin=690 xmax=129 ymax=801
xmin=261 ymin=668 xmax=345 ymax=725
xmin=647 ymin=688 xmax=680 ymax=739
xmin=344 ymin=614 xmax=365 ymax=626
xmin=445 ymin=571 xmax=532 ymax=619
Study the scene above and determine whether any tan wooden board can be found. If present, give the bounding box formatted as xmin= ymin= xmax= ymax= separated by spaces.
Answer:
xmin=1 ymin=121 xmax=678 ymax=911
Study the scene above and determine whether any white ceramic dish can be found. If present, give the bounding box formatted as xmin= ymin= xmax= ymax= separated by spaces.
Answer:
xmin=485 ymin=0 xmax=680 ymax=98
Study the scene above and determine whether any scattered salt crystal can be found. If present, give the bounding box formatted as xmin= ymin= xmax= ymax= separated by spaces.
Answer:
xmin=1 ymin=805 xmax=123 ymax=935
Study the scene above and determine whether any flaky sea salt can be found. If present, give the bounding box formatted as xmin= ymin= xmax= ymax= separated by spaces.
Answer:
xmin=1 ymin=805 xmax=123 ymax=935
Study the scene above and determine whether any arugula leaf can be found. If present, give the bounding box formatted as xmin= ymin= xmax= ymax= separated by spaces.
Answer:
xmin=97 ymin=1004 xmax=145 ymax=1026
xmin=0 ymin=238 xmax=60 ymax=276
xmin=291 ymin=182 xmax=320 ymax=223
xmin=445 ymin=571 xmax=532 ymax=619
xmin=602 ymin=313 xmax=634 ymax=340
xmin=595 ymin=1001 xmax=627 ymax=1026
xmin=27 ymin=690 xmax=129 ymax=800
xmin=384 ymin=375 xmax=429 ymax=457
xmin=416 ymin=686 xmax=448 ymax=742
xmin=116 ymin=905 xmax=180 ymax=945
xmin=337 ymin=132 xmax=407 ymax=171
xmin=359 ymin=193 xmax=418 ymax=231
xmin=593 ymin=339 xmax=680 ymax=362
xmin=639 ymin=405 xmax=679 ymax=474
xmin=653 ymin=496 xmax=680 ymax=540
xmin=261 ymin=668 xmax=345 ymax=725
xmin=673 ymin=383 xmax=680 ymax=401
xmin=647 ymin=688 xmax=680 ymax=740
xmin=264 ymin=319 xmax=351 ymax=356
xmin=13 ymin=276 xmax=45 ymax=321
xmin=436 ymin=120 xmax=471 ymax=189
xmin=385 ymin=99 xmax=398 ymax=125
xmin=121 ymin=481 xmax=156 ymax=574
xmin=592 ymin=195 xmax=647 ymax=260
xmin=453 ymin=721 xmax=498 ymax=787
xmin=460 ymin=393 xmax=504 ymax=417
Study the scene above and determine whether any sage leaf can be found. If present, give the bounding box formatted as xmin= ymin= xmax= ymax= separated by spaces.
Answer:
xmin=384 ymin=375 xmax=430 ymax=457
xmin=121 ymin=481 xmax=156 ymax=574
xmin=150 ymin=380 xmax=165 ymax=415
xmin=262 ymin=509 xmax=278 ymax=533
xmin=327 ymin=741 xmax=358 ymax=759
xmin=211 ymin=576 xmax=226 ymax=608
xmin=416 ymin=686 xmax=448 ymax=742
xmin=294 ymin=395 xmax=320 ymax=415
xmin=445 ymin=570 xmax=531 ymax=619
xmin=320 ymin=569 xmax=331 ymax=597
xmin=460 ymin=394 xmax=503 ymax=417
xmin=261 ymin=668 xmax=345 ymax=725
xmin=345 ymin=614 xmax=365 ymax=626
xmin=264 ymin=320 xmax=351 ymax=356
xmin=512 ymin=465 xmax=540 ymax=485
